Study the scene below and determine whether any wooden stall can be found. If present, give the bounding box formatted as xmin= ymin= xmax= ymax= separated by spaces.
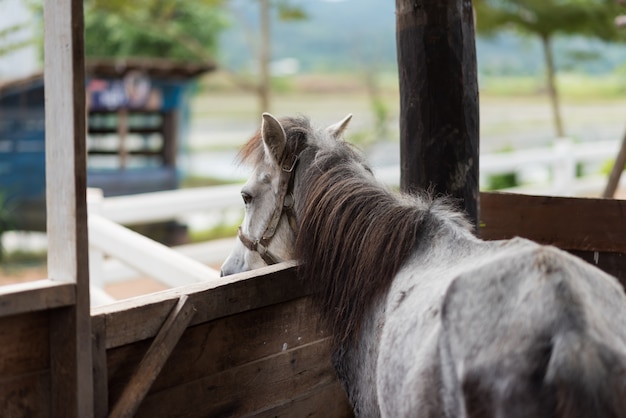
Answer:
xmin=1 ymin=1 xmax=625 ymax=417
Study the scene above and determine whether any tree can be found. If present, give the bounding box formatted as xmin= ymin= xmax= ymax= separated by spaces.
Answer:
xmin=88 ymin=0 xmax=306 ymax=113
xmin=85 ymin=0 xmax=228 ymax=62
xmin=475 ymin=0 xmax=622 ymax=138
xmin=0 ymin=0 xmax=35 ymax=58
xmin=227 ymin=0 xmax=306 ymax=113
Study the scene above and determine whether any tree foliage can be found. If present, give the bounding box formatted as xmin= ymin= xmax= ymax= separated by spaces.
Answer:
xmin=475 ymin=0 xmax=622 ymax=40
xmin=84 ymin=0 xmax=228 ymax=62
xmin=474 ymin=0 xmax=624 ymax=137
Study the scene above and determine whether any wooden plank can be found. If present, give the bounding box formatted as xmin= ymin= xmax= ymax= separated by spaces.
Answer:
xmin=133 ymin=339 xmax=343 ymax=417
xmin=109 ymin=295 xmax=196 ymax=418
xmin=91 ymin=315 xmax=109 ymax=418
xmin=162 ymin=111 xmax=177 ymax=167
xmin=0 ymin=372 xmax=51 ymax=418
xmin=43 ymin=0 xmax=93 ymax=415
xmin=106 ymin=296 xmax=327 ymax=402
xmin=0 ymin=311 xmax=49 ymax=377
xmin=396 ymin=0 xmax=479 ymax=225
xmin=0 ymin=311 xmax=51 ymax=417
xmin=480 ymin=192 xmax=626 ymax=252
xmin=250 ymin=380 xmax=353 ymax=418
xmin=570 ymin=250 xmax=626 ymax=289
xmin=0 ymin=280 xmax=74 ymax=318
xmin=93 ymin=262 xmax=301 ymax=349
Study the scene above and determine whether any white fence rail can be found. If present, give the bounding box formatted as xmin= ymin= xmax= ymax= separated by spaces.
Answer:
xmin=86 ymin=138 xmax=622 ymax=306
xmin=375 ymin=138 xmax=621 ymax=196
xmin=87 ymin=186 xmax=241 ymax=306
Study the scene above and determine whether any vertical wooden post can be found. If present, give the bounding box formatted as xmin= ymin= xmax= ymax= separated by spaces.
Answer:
xmin=44 ymin=0 xmax=93 ymax=416
xmin=396 ymin=0 xmax=480 ymax=228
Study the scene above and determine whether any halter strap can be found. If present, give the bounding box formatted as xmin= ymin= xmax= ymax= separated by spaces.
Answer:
xmin=238 ymin=150 xmax=300 ymax=266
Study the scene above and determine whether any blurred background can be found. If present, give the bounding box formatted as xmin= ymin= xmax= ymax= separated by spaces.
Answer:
xmin=1 ymin=0 xmax=626 ymax=300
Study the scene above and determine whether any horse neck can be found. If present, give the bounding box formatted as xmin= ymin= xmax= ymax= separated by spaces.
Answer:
xmin=295 ymin=151 xmax=447 ymax=347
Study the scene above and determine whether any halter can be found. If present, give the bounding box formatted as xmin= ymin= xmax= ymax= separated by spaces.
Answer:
xmin=237 ymin=149 xmax=300 ymax=265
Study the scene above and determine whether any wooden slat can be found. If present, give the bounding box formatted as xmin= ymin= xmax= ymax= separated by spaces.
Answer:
xmin=0 ymin=312 xmax=49 ymax=377
xmin=0 ymin=372 xmax=51 ymax=418
xmin=251 ymin=380 xmax=353 ymax=418
xmin=0 ymin=280 xmax=75 ymax=318
xmin=0 ymin=312 xmax=51 ymax=417
xmin=480 ymin=192 xmax=626 ymax=253
xmin=109 ymin=295 xmax=196 ymax=418
xmin=44 ymin=0 xmax=93 ymax=415
xmin=106 ymin=296 xmax=327 ymax=401
xmin=569 ymin=250 xmax=626 ymax=289
xmin=93 ymin=262 xmax=301 ymax=349
xmin=91 ymin=315 xmax=109 ymax=418
xmin=134 ymin=339 xmax=345 ymax=417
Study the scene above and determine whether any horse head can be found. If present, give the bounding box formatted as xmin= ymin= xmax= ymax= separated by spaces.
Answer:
xmin=220 ymin=113 xmax=352 ymax=276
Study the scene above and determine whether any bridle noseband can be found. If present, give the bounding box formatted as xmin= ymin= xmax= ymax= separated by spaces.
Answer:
xmin=237 ymin=149 xmax=300 ymax=266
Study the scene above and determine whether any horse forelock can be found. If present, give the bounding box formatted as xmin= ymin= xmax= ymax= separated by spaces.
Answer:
xmin=295 ymin=141 xmax=467 ymax=349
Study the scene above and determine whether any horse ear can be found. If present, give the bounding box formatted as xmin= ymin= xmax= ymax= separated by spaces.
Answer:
xmin=261 ymin=112 xmax=286 ymax=164
xmin=327 ymin=114 xmax=352 ymax=139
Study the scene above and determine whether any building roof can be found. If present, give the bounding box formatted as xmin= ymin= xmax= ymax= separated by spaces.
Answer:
xmin=0 ymin=57 xmax=216 ymax=95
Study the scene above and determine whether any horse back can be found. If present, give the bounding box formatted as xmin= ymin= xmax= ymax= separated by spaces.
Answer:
xmin=440 ymin=242 xmax=626 ymax=418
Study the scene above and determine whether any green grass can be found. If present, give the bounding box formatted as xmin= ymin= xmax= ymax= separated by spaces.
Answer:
xmin=189 ymin=220 xmax=241 ymax=243
xmin=180 ymin=175 xmax=240 ymax=188
xmin=480 ymin=73 xmax=626 ymax=99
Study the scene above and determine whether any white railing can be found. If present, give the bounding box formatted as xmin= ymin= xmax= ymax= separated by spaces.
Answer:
xmin=87 ymin=137 xmax=622 ymax=306
xmin=480 ymin=138 xmax=621 ymax=196
xmin=375 ymin=138 xmax=622 ymax=196
xmin=87 ymin=186 xmax=243 ymax=306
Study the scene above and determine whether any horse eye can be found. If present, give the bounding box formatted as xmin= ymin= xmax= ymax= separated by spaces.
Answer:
xmin=241 ymin=192 xmax=253 ymax=205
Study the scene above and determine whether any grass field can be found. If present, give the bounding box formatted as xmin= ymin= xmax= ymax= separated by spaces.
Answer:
xmin=191 ymin=71 xmax=626 ymax=154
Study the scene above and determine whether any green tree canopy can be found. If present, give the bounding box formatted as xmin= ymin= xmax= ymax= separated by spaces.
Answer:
xmin=85 ymin=0 xmax=228 ymax=62
xmin=476 ymin=0 xmax=622 ymax=40
xmin=475 ymin=0 xmax=624 ymax=137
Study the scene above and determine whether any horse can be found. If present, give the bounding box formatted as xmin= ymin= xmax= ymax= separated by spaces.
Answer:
xmin=221 ymin=113 xmax=626 ymax=417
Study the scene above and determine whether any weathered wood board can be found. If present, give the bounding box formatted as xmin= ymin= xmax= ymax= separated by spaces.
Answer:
xmin=480 ymin=192 xmax=626 ymax=287
xmin=92 ymin=263 xmax=353 ymax=417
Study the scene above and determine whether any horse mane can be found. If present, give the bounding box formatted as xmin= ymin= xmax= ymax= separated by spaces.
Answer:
xmin=295 ymin=138 xmax=472 ymax=349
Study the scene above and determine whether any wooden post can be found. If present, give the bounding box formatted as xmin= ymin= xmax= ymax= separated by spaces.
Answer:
xmin=396 ymin=0 xmax=480 ymax=227
xmin=44 ymin=0 xmax=93 ymax=416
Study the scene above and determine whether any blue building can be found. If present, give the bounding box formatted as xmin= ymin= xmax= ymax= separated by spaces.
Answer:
xmin=0 ymin=58 xmax=214 ymax=231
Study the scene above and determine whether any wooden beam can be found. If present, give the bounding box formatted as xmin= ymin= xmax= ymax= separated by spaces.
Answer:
xmin=0 ymin=280 xmax=75 ymax=318
xmin=396 ymin=0 xmax=480 ymax=227
xmin=92 ymin=262 xmax=300 ymax=350
xmin=108 ymin=295 xmax=196 ymax=418
xmin=43 ymin=0 xmax=93 ymax=416
xmin=480 ymin=192 xmax=626 ymax=253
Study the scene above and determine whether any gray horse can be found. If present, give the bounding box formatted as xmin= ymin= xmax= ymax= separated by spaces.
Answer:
xmin=221 ymin=113 xmax=626 ymax=417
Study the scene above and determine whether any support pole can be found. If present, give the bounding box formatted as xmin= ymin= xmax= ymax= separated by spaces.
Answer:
xmin=396 ymin=0 xmax=480 ymax=228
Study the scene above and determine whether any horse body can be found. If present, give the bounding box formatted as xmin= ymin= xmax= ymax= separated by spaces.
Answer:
xmin=222 ymin=114 xmax=626 ymax=417
xmin=378 ymin=234 xmax=626 ymax=417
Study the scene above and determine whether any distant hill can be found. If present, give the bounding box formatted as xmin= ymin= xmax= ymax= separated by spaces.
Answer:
xmin=218 ymin=0 xmax=626 ymax=76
